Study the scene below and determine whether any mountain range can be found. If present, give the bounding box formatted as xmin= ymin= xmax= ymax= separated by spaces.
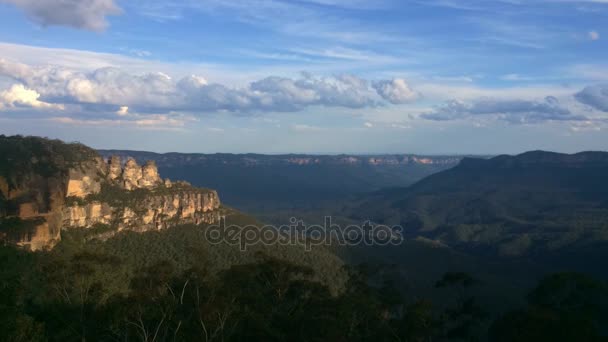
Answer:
xmin=346 ymin=150 xmax=608 ymax=259
xmin=2 ymin=136 xmax=608 ymax=341
xmin=97 ymin=150 xmax=465 ymax=215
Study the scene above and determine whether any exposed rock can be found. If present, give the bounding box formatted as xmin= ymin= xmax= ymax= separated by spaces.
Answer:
xmin=108 ymin=156 xmax=122 ymax=180
xmin=122 ymin=158 xmax=142 ymax=190
xmin=17 ymin=220 xmax=61 ymax=251
xmin=139 ymin=160 xmax=162 ymax=188
xmin=63 ymin=190 xmax=220 ymax=233
xmin=0 ymin=136 xmax=223 ymax=251
xmin=66 ymin=158 xmax=105 ymax=198
xmin=63 ymin=201 xmax=113 ymax=227
xmin=18 ymin=202 xmax=39 ymax=218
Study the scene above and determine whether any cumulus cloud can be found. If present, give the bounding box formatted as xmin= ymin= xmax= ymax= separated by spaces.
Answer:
xmin=575 ymin=84 xmax=608 ymax=111
xmin=372 ymin=78 xmax=419 ymax=104
xmin=0 ymin=60 xmax=412 ymax=114
xmin=1 ymin=0 xmax=121 ymax=31
xmin=0 ymin=84 xmax=64 ymax=110
xmin=249 ymin=74 xmax=376 ymax=110
xmin=421 ymin=96 xmax=586 ymax=124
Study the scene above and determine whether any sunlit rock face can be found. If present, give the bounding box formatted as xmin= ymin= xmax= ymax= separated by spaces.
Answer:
xmin=63 ymin=201 xmax=113 ymax=227
xmin=66 ymin=157 xmax=106 ymax=198
xmin=61 ymin=158 xmax=222 ymax=244
xmin=108 ymin=156 xmax=122 ymax=181
xmin=139 ymin=160 xmax=162 ymax=188
xmin=0 ymin=136 xmax=222 ymax=251
xmin=122 ymin=158 xmax=143 ymax=190
xmin=63 ymin=190 xmax=220 ymax=233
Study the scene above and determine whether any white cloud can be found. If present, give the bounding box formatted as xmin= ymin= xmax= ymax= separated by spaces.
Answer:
xmin=589 ymin=30 xmax=600 ymax=40
xmin=364 ymin=122 xmax=373 ymax=128
xmin=575 ymin=84 xmax=608 ymax=111
xmin=50 ymin=112 xmax=196 ymax=131
xmin=116 ymin=106 xmax=129 ymax=116
xmin=0 ymin=59 xmax=412 ymax=113
xmin=415 ymin=82 xmax=576 ymax=101
xmin=0 ymin=84 xmax=63 ymax=110
xmin=421 ymin=96 xmax=588 ymax=124
xmin=372 ymin=78 xmax=419 ymax=104
xmin=1 ymin=0 xmax=122 ymax=31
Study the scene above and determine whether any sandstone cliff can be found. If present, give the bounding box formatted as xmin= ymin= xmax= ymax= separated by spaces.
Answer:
xmin=0 ymin=135 xmax=222 ymax=251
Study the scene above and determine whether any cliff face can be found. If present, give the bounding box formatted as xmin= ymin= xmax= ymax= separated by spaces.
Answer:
xmin=0 ymin=136 xmax=222 ymax=251
xmin=63 ymin=190 xmax=220 ymax=232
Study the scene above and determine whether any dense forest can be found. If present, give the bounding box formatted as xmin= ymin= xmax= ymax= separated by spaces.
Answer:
xmin=1 ymin=222 xmax=608 ymax=341
xmin=2 ymin=136 xmax=608 ymax=341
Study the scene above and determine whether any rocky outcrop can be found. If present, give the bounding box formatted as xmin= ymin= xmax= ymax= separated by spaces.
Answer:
xmin=0 ymin=136 xmax=223 ymax=251
xmin=122 ymin=158 xmax=142 ymax=190
xmin=140 ymin=161 xmax=162 ymax=188
xmin=59 ymin=157 xmax=223 ymax=246
xmin=66 ymin=157 xmax=106 ymax=197
xmin=108 ymin=156 xmax=122 ymax=180
xmin=65 ymin=156 xmax=165 ymax=197
xmin=63 ymin=190 xmax=220 ymax=233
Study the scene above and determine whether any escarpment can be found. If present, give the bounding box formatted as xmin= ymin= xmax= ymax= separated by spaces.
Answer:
xmin=0 ymin=135 xmax=221 ymax=251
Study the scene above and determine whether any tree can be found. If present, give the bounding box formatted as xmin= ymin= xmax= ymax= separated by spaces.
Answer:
xmin=489 ymin=272 xmax=608 ymax=342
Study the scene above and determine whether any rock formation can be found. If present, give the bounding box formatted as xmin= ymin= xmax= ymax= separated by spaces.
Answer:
xmin=140 ymin=160 xmax=162 ymax=188
xmin=0 ymin=136 xmax=222 ymax=251
xmin=63 ymin=190 xmax=220 ymax=232
xmin=108 ymin=156 xmax=122 ymax=180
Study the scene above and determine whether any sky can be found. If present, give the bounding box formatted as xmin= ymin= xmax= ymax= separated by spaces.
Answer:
xmin=0 ymin=0 xmax=607 ymax=154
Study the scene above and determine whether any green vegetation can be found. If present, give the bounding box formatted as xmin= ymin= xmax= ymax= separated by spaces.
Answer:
xmin=3 ymin=137 xmax=608 ymax=340
xmin=2 ymin=237 xmax=606 ymax=341
xmin=0 ymin=217 xmax=46 ymax=239
xmin=0 ymin=135 xmax=97 ymax=189
xmin=345 ymin=151 xmax=608 ymax=258
xmin=490 ymin=273 xmax=608 ymax=342
xmin=53 ymin=209 xmax=347 ymax=296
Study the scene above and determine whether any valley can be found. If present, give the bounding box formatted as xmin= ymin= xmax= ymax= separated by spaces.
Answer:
xmin=1 ymin=135 xmax=608 ymax=341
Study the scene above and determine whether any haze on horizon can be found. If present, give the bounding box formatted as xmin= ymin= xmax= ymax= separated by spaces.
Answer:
xmin=0 ymin=0 xmax=607 ymax=154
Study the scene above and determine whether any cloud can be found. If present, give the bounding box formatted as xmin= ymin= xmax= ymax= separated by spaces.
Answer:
xmin=421 ymin=96 xmax=587 ymax=124
xmin=589 ymin=30 xmax=600 ymax=41
xmin=249 ymin=74 xmax=377 ymax=110
xmin=0 ymin=60 xmax=412 ymax=114
xmin=50 ymin=112 xmax=197 ymax=131
xmin=372 ymin=78 xmax=419 ymax=104
xmin=575 ymin=84 xmax=608 ymax=111
xmin=116 ymin=106 xmax=129 ymax=116
xmin=1 ymin=0 xmax=121 ymax=31
xmin=0 ymin=84 xmax=64 ymax=110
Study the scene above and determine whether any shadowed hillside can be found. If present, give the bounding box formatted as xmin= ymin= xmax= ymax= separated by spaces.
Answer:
xmin=346 ymin=151 xmax=608 ymax=260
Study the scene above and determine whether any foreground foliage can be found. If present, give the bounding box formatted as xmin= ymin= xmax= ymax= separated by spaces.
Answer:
xmin=1 ymin=238 xmax=607 ymax=341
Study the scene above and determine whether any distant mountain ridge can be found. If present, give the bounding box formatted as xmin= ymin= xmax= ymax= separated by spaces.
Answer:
xmin=461 ymin=150 xmax=608 ymax=167
xmin=97 ymin=150 xmax=467 ymax=214
xmin=347 ymin=150 xmax=608 ymax=257
xmin=98 ymin=150 xmax=465 ymax=167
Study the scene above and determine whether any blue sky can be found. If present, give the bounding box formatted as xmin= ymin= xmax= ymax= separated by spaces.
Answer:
xmin=0 ymin=0 xmax=607 ymax=154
